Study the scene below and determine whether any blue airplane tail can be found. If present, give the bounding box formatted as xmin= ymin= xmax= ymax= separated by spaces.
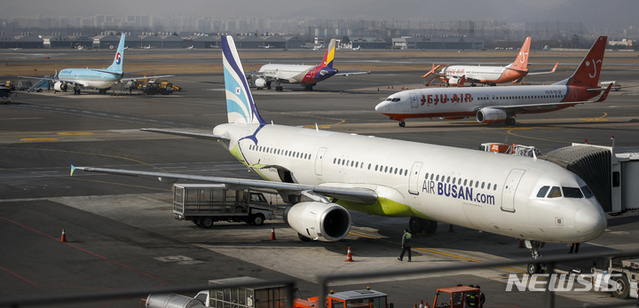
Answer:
xmin=221 ymin=36 xmax=266 ymax=125
xmin=106 ymin=34 xmax=125 ymax=73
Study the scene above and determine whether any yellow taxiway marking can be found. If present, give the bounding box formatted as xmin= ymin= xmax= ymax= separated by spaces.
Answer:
xmin=57 ymin=132 xmax=94 ymax=135
xmin=20 ymin=138 xmax=58 ymax=141
xmin=580 ymin=113 xmax=608 ymax=122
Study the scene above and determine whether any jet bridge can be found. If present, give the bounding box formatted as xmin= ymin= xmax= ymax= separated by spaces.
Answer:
xmin=540 ymin=142 xmax=639 ymax=213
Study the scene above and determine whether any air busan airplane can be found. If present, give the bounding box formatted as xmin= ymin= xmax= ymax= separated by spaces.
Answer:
xmin=422 ymin=37 xmax=557 ymax=86
xmin=71 ymin=36 xmax=606 ymax=272
xmin=21 ymin=34 xmax=170 ymax=95
xmin=377 ymin=36 xmax=612 ymax=127
xmin=247 ymin=38 xmax=367 ymax=91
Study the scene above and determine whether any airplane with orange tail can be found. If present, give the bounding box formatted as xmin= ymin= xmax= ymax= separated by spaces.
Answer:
xmin=377 ymin=36 xmax=612 ymax=127
xmin=422 ymin=37 xmax=558 ymax=86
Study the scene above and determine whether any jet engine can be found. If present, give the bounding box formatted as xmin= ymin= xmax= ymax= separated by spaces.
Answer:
xmin=476 ymin=108 xmax=507 ymax=124
xmin=254 ymin=78 xmax=267 ymax=88
xmin=54 ymin=81 xmax=68 ymax=91
xmin=283 ymin=201 xmax=351 ymax=242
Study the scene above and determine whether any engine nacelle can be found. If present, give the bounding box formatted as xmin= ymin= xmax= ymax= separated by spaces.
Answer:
xmin=476 ymin=108 xmax=507 ymax=124
xmin=54 ymin=81 xmax=67 ymax=91
xmin=283 ymin=202 xmax=351 ymax=242
xmin=254 ymin=78 xmax=267 ymax=88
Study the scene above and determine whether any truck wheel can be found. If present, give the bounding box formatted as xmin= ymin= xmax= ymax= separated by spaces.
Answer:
xmin=612 ymin=275 xmax=630 ymax=299
xmin=201 ymin=217 xmax=214 ymax=228
xmin=252 ymin=214 xmax=265 ymax=226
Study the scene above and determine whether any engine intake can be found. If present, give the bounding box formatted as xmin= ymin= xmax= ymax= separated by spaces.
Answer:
xmin=476 ymin=108 xmax=507 ymax=124
xmin=54 ymin=81 xmax=67 ymax=91
xmin=254 ymin=78 xmax=267 ymax=88
xmin=283 ymin=201 xmax=351 ymax=242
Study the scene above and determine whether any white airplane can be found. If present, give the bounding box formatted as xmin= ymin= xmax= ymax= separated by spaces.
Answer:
xmin=260 ymin=44 xmax=273 ymax=49
xmin=352 ymin=45 xmax=361 ymax=51
xmin=186 ymin=45 xmax=195 ymax=50
xmin=142 ymin=45 xmax=153 ymax=50
xmin=423 ymin=37 xmax=557 ymax=86
xmin=377 ymin=36 xmax=612 ymax=127
xmin=72 ymin=36 xmax=606 ymax=273
xmin=20 ymin=34 xmax=172 ymax=95
xmin=247 ymin=39 xmax=368 ymax=91
xmin=312 ymin=44 xmax=324 ymax=51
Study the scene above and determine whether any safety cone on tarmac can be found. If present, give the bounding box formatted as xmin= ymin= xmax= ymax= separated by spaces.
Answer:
xmin=345 ymin=246 xmax=353 ymax=262
xmin=270 ymin=227 xmax=276 ymax=240
xmin=60 ymin=229 xmax=67 ymax=242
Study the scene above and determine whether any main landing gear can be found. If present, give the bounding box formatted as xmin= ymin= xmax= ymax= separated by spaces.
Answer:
xmin=505 ymin=118 xmax=516 ymax=126
xmin=525 ymin=240 xmax=547 ymax=274
xmin=399 ymin=121 xmax=406 ymax=127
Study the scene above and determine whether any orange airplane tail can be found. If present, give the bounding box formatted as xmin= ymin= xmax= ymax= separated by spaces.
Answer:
xmin=509 ymin=37 xmax=531 ymax=71
xmin=566 ymin=36 xmax=607 ymax=88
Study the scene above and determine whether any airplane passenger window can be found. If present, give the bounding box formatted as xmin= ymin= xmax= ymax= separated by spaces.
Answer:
xmin=351 ymin=161 xmax=354 ymax=167
xmin=452 ymin=177 xmax=456 ymax=184
xmin=475 ymin=181 xmax=479 ymax=188
xmin=464 ymin=179 xmax=467 ymax=186
xmin=337 ymin=159 xmax=341 ymax=164
xmin=425 ymin=173 xmax=429 ymax=179
xmin=494 ymin=184 xmax=498 ymax=191
xmin=481 ymin=182 xmax=485 ymax=189
xmin=355 ymin=162 xmax=359 ymax=168
xmin=436 ymin=175 xmax=440 ymax=181
xmin=447 ymin=176 xmax=450 ymax=183
xmin=368 ymin=163 xmax=372 ymax=170
xmin=581 ymin=186 xmax=593 ymax=198
xmin=487 ymin=183 xmax=491 ymax=190
xmin=430 ymin=174 xmax=434 ymax=180
xmin=375 ymin=165 xmax=378 ymax=171
xmin=562 ymin=187 xmax=584 ymax=198
xmin=384 ymin=166 xmax=388 ymax=173
xmin=394 ymin=168 xmax=398 ymax=174
xmin=469 ymin=180 xmax=473 ymax=186
xmin=333 ymin=158 xmax=337 ymax=164
xmin=548 ymin=186 xmax=562 ymax=198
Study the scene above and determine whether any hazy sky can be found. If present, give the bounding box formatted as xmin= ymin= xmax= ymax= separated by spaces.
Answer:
xmin=3 ymin=0 xmax=638 ymax=32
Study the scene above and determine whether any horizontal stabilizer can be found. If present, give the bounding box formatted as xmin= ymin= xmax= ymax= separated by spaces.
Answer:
xmin=140 ymin=128 xmax=230 ymax=141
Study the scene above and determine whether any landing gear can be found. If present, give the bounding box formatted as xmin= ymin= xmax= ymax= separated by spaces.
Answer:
xmin=408 ymin=217 xmax=438 ymax=234
xmin=525 ymin=240 xmax=546 ymax=274
xmin=304 ymin=85 xmax=313 ymax=91
xmin=399 ymin=121 xmax=406 ymax=127
xmin=275 ymin=86 xmax=283 ymax=91
xmin=505 ymin=118 xmax=516 ymax=126
xmin=266 ymin=81 xmax=271 ymax=90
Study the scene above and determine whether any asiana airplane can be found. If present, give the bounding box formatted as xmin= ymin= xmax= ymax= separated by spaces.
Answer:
xmin=377 ymin=36 xmax=612 ymax=127
xmin=21 ymin=34 xmax=171 ymax=95
xmin=71 ymin=36 xmax=606 ymax=273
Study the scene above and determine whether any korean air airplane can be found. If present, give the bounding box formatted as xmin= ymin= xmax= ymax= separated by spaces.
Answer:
xmin=377 ymin=36 xmax=611 ymax=127
xmin=72 ymin=36 xmax=606 ymax=274
xmin=21 ymin=34 xmax=170 ymax=95
xmin=247 ymin=39 xmax=367 ymax=91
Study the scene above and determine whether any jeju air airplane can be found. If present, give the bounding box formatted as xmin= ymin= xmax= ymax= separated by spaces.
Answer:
xmin=72 ymin=36 xmax=606 ymax=274
xmin=377 ymin=36 xmax=612 ymax=127
xmin=247 ymin=38 xmax=367 ymax=91
xmin=422 ymin=37 xmax=558 ymax=86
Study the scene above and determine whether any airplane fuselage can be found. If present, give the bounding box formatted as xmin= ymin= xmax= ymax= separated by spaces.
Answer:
xmin=259 ymin=64 xmax=337 ymax=85
xmin=213 ymin=122 xmax=606 ymax=244
xmin=375 ymin=83 xmax=598 ymax=121
xmin=57 ymin=68 xmax=121 ymax=89
xmin=441 ymin=66 xmax=526 ymax=85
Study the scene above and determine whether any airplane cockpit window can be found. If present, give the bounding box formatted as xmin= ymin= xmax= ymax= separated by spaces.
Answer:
xmin=537 ymin=186 xmax=550 ymax=198
xmin=385 ymin=97 xmax=392 ymax=101
xmin=581 ymin=186 xmax=594 ymax=198
xmin=392 ymin=98 xmax=401 ymax=102
xmin=547 ymin=186 xmax=562 ymax=198
xmin=562 ymin=187 xmax=584 ymax=198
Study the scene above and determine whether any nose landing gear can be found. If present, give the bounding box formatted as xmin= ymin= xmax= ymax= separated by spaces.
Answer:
xmin=525 ymin=240 xmax=547 ymax=274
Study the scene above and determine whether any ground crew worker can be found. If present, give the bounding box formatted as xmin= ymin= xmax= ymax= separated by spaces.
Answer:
xmin=569 ymin=243 xmax=580 ymax=253
xmin=398 ymin=228 xmax=412 ymax=262
xmin=476 ymin=285 xmax=485 ymax=308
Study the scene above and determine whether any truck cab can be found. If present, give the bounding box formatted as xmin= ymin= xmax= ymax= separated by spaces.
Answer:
xmin=431 ymin=286 xmax=481 ymax=308
xmin=592 ymin=256 xmax=639 ymax=299
xmin=295 ymin=288 xmax=388 ymax=308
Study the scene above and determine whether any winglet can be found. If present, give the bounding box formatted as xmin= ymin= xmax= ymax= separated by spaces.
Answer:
xmin=69 ymin=159 xmax=76 ymax=176
xmin=457 ymin=75 xmax=466 ymax=87
xmin=550 ymin=62 xmax=558 ymax=73
xmin=595 ymin=83 xmax=613 ymax=102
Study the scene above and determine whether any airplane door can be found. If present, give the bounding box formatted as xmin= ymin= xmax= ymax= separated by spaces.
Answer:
xmin=314 ymin=147 xmax=327 ymax=176
xmin=408 ymin=161 xmax=423 ymax=195
xmin=501 ymin=169 xmax=525 ymax=213
xmin=410 ymin=93 xmax=418 ymax=108
xmin=571 ymin=89 xmax=578 ymax=101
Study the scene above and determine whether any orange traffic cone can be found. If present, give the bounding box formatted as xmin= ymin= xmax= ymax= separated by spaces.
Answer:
xmin=60 ymin=229 xmax=67 ymax=242
xmin=345 ymin=246 xmax=353 ymax=262
xmin=270 ymin=227 xmax=276 ymax=240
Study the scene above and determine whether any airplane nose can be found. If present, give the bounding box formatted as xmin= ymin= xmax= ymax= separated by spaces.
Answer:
xmin=574 ymin=205 xmax=606 ymax=240
xmin=375 ymin=101 xmax=388 ymax=112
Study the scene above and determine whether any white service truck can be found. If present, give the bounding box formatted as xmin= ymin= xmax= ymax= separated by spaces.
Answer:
xmin=591 ymin=256 xmax=639 ymax=299
xmin=173 ymin=184 xmax=274 ymax=228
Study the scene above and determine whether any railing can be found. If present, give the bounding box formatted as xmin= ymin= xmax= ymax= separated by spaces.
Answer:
xmin=1 ymin=250 xmax=637 ymax=308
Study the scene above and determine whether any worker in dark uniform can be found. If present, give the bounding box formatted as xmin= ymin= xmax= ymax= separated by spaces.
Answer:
xmin=569 ymin=243 xmax=580 ymax=253
xmin=476 ymin=285 xmax=485 ymax=308
xmin=398 ymin=228 xmax=412 ymax=262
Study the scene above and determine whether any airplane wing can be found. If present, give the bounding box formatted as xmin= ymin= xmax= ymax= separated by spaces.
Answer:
xmin=120 ymin=75 xmax=174 ymax=82
xmin=335 ymin=69 xmax=370 ymax=77
xmin=494 ymin=83 xmax=613 ymax=113
xmin=70 ymin=164 xmax=378 ymax=204
xmin=18 ymin=75 xmax=54 ymax=81
xmin=527 ymin=62 xmax=559 ymax=75
xmin=140 ymin=128 xmax=227 ymax=141
xmin=19 ymin=76 xmax=88 ymax=87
